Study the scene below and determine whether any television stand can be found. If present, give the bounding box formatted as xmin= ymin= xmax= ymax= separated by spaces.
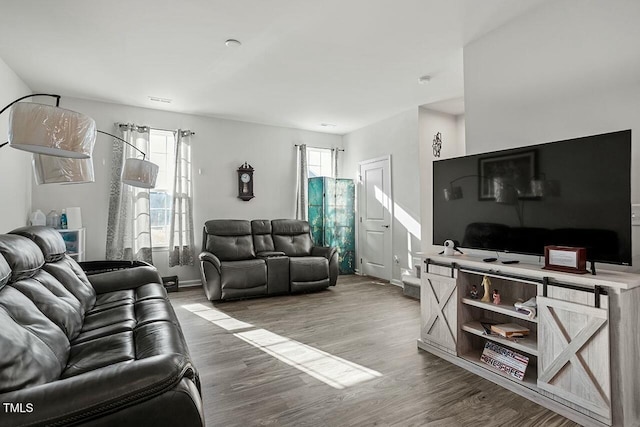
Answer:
xmin=419 ymin=253 xmax=640 ymax=427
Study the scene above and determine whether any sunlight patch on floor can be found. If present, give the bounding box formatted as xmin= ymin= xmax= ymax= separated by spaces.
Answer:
xmin=234 ymin=328 xmax=382 ymax=389
xmin=181 ymin=303 xmax=382 ymax=389
xmin=182 ymin=303 xmax=254 ymax=331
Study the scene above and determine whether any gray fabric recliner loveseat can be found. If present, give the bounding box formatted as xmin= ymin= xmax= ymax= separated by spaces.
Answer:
xmin=199 ymin=219 xmax=338 ymax=301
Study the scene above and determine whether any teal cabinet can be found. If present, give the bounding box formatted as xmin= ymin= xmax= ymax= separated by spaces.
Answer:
xmin=308 ymin=177 xmax=355 ymax=274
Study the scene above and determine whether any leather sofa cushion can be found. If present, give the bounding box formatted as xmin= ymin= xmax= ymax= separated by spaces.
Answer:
xmin=251 ymin=219 xmax=272 ymax=234
xmin=10 ymin=275 xmax=83 ymax=340
xmin=252 ymin=219 xmax=275 ymax=253
xmin=272 ymin=219 xmax=313 ymax=256
xmin=74 ymin=283 xmax=168 ymax=344
xmin=290 ymin=257 xmax=329 ymax=282
xmin=272 ymin=219 xmax=311 ymax=235
xmin=44 ymin=260 xmax=97 ymax=314
xmin=208 ymin=235 xmax=256 ymax=261
xmin=135 ymin=321 xmax=190 ymax=359
xmin=0 ymin=286 xmax=70 ymax=393
xmin=220 ymin=259 xmax=266 ymax=289
xmin=72 ymin=320 xmax=137 ymax=345
xmin=273 ymin=234 xmax=312 ymax=256
xmin=204 ymin=220 xmax=256 ymax=261
xmin=0 ymin=254 xmax=10 ymax=289
xmin=62 ymin=331 xmax=135 ymax=379
xmin=11 ymin=226 xmax=67 ymax=263
xmin=204 ymin=219 xmax=252 ymax=236
xmin=0 ymin=235 xmax=44 ymax=282
xmin=135 ymin=298 xmax=180 ymax=328
xmin=82 ymin=304 xmax=136 ymax=333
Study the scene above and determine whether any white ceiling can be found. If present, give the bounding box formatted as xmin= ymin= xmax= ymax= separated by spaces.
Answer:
xmin=0 ymin=0 xmax=548 ymax=134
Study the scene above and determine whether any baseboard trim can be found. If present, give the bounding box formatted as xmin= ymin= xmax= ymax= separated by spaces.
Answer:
xmin=390 ymin=279 xmax=403 ymax=287
xmin=179 ymin=279 xmax=201 ymax=288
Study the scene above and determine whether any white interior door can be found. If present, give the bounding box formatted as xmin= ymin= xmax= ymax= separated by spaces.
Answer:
xmin=359 ymin=157 xmax=391 ymax=280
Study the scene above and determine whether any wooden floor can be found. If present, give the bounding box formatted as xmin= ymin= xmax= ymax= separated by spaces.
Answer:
xmin=170 ymin=275 xmax=577 ymax=427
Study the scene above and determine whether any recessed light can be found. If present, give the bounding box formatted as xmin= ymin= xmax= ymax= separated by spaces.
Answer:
xmin=148 ymin=96 xmax=172 ymax=104
xmin=418 ymin=75 xmax=431 ymax=85
xmin=225 ymin=39 xmax=242 ymax=48
xmin=320 ymin=123 xmax=336 ymax=128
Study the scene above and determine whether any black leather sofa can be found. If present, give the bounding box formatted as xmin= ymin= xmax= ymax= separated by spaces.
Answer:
xmin=0 ymin=226 xmax=203 ymax=427
xmin=199 ymin=219 xmax=338 ymax=301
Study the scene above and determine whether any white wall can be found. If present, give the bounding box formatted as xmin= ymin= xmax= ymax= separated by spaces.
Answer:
xmin=464 ymin=0 xmax=640 ymax=267
xmin=418 ymin=107 xmax=465 ymax=254
xmin=0 ymin=57 xmax=32 ymax=231
xmin=31 ymin=97 xmax=342 ymax=281
xmin=341 ymin=108 xmax=421 ymax=283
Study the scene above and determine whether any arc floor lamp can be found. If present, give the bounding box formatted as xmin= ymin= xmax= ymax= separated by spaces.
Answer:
xmin=1 ymin=94 xmax=158 ymax=188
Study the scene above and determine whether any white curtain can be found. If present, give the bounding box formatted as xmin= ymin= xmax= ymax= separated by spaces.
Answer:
xmin=331 ymin=148 xmax=339 ymax=178
xmin=168 ymin=130 xmax=195 ymax=267
xmin=106 ymin=124 xmax=153 ymax=263
xmin=295 ymin=144 xmax=308 ymax=220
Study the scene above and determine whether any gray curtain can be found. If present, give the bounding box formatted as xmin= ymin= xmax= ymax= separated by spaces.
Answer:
xmin=168 ymin=130 xmax=195 ymax=267
xmin=106 ymin=124 xmax=153 ymax=263
xmin=295 ymin=144 xmax=308 ymax=220
xmin=331 ymin=148 xmax=339 ymax=178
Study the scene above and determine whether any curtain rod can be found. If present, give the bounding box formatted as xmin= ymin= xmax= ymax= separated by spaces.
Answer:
xmin=294 ymin=144 xmax=344 ymax=152
xmin=115 ymin=122 xmax=196 ymax=135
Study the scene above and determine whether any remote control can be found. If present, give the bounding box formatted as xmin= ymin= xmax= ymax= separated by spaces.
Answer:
xmin=483 ymin=257 xmax=497 ymax=262
xmin=501 ymin=260 xmax=520 ymax=264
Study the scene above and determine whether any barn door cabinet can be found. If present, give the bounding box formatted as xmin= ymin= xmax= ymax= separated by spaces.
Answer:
xmin=417 ymin=254 xmax=640 ymax=427
xmin=421 ymin=267 xmax=458 ymax=354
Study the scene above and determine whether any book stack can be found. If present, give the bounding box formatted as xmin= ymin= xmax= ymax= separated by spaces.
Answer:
xmin=480 ymin=341 xmax=529 ymax=381
xmin=490 ymin=323 xmax=530 ymax=338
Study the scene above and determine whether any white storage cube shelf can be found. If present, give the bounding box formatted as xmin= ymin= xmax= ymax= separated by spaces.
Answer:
xmin=58 ymin=228 xmax=86 ymax=262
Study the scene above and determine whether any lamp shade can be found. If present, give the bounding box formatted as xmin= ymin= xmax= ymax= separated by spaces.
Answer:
xmin=122 ymin=158 xmax=159 ymax=188
xmin=494 ymin=178 xmax=518 ymax=204
xmin=9 ymin=102 xmax=96 ymax=159
xmin=32 ymin=154 xmax=95 ymax=185
xmin=443 ymin=186 xmax=463 ymax=201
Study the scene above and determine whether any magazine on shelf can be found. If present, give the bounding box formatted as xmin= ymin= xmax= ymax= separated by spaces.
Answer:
xmin=480 ymin=341 xmax=529 ymax=381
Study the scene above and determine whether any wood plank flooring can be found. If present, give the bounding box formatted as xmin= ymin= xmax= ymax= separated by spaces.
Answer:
xmin=170 ymin=275 xmax=577 ymax=427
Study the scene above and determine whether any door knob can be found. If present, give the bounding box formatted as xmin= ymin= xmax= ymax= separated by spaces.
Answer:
xmin=382 ymin=225 xmax=389 ymax=228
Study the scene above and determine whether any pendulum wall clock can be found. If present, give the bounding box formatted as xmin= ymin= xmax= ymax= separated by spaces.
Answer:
xmin=237 ymin=162 xmax=255 ymax=201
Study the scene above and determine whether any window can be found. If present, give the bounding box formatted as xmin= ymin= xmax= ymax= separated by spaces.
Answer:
xmin=149 ymin=129 xmax=176 ymax=248
xmin=307 ymin=147 xmax=332 ymax=178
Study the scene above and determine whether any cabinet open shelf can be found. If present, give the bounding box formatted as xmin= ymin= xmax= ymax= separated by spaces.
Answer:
xmin=461 ymin=321 xmax=538 ymax=356
xmin=461 ymin=297 xmax=537 ymax=323
xmin=460 ymin=349 xmax=538 ymax=391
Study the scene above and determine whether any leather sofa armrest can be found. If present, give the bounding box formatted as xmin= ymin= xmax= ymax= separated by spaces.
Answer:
xmin=199 ymin=251 xmax=222 ymax=301
xmin=78 ymin=260 xmax=152 ymax=275
xmin=311 ymin=246 xmax=337 ymax=260
xmin=88 ymin=266 xmax=162 ymax=294
xmin=312 ymin=246 xmax=339 ymax=286
xmin=0 ymin=354 xmax=200 ymax=427
xmin=257 ymin=251 xmax=286 ymax=258
xmin=198 ymin=251 xmax=221 ymax=271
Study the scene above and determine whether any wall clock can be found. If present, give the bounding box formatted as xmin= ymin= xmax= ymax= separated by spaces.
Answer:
xmin=237 ymin=162 xmax=254 ymax=201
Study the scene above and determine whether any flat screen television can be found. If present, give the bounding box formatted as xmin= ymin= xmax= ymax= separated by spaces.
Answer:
xmin=432 ymin=130 xmax=632 ymax=265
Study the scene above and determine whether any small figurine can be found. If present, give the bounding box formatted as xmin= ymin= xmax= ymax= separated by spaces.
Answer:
xmin=492 ymin=289 xmax=501 ymax=305
xmin=481 ymin=276 xmax=492 ymax=302
xmin=470 ymin=285 xmax=479 ymax=299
